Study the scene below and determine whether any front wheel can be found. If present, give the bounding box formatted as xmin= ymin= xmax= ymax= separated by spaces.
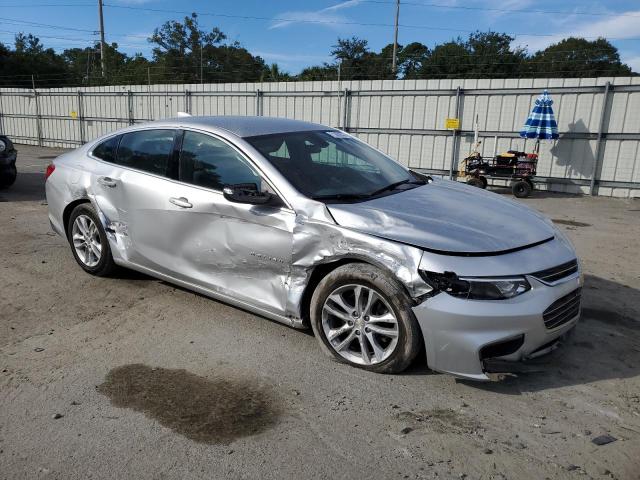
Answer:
xmin=310 ymin=263 xmax=422 ymax=373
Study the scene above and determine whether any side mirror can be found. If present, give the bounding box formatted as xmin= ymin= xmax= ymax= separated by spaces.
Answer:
xmin=223 ymin=183 xmax=279 ymax=206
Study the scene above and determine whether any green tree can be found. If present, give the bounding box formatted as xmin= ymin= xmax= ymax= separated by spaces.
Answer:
xmin=149 ymin=13 xmax=267 ymax=83
xmin=9 ymin=34 xmax=69 ymax=87
xmin=261 ymin=63 xmax=292 ymax=82
xmin=296 ymin=63 xmax=338 ymax=81
xmin=329 ymin=37 xmax=393 ymax=80
xmin=466 ymin=32 xmax=527 ymax=78
xmin=397 ymin=42 xmax=430 ymax=79
xmin=527 ymin=37 xmax=633 ymax=77
xmin=419 ymin=39 xmax=471 ymax=78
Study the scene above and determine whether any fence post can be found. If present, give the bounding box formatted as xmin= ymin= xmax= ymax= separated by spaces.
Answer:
xmin=184 ymin=89 xmax=192 ymax=114
xmin=590 ymin=81 xmax=612 ymax=196
xmin=448 ymin=86 xmax=462 ymax=180
xmin=127 ymin=90 xmax=134 ymax=125
xmin=77 ymin=91 xmax=85 ymax=144
xmin=255 ymin=89 xmax=262 ymax=116
xmin=342 ymin=88 xmax=350 ymax=131
xmin=32 ymin=77 xmax=43 ymax=147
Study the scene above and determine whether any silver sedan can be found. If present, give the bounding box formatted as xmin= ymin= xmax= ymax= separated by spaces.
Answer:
xmin=45 ymin=116 xmax=582 ymax=380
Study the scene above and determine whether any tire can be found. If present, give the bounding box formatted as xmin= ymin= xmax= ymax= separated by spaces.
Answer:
xmin=310 ymin=263 xmax=422 ymax=374
xmin=466 ymin=177 xmax=485 ymax=189
xmin=66 ymin=202 xmax=117 ymax=276
xmin=480 ymin=176 xmax=488 ymax=189
xmin=512 ymin=180 xmax=532 ymax=198
xmin=0 ymin=165 xmax=17 ymax=188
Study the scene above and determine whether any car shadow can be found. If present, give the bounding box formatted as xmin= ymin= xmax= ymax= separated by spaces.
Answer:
xmin=0 ymin=172 xmax=46 ymax=202
xmin=455 ymin=274 xmax=640 ymax=393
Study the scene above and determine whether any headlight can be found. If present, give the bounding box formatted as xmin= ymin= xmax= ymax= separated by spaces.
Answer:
xmin=420 ymin=271 xmax=530 ymax=300
xmin=0 ymin=139 xmax=6 ymax=152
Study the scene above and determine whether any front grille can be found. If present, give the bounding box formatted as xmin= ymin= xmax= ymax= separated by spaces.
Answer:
xmin=543 ymin=288 xmax=581 ymax=329
xmin=532 ymin=259 xmax=578 ymax=284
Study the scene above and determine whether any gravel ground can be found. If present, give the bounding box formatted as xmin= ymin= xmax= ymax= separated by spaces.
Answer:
xmin=1 ymin=145 xmax=639 ymax=480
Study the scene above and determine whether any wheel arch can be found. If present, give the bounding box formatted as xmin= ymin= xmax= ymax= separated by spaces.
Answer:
xmin=298 ymin=255 xmax=418 ymax=327
xmin=62 ymin=198 xmax=91 ymax=237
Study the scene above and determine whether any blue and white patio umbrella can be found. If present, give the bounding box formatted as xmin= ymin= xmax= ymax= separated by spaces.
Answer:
xmin=520 ymin=90 xmax=559 ymax=151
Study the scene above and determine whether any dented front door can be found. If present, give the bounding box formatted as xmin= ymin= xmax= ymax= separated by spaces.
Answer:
xmin=156 ymin=185 xmax=295 ymax=314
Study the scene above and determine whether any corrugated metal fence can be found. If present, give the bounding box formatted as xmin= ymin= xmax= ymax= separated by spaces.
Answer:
xmin=1 ymin=77 xmax=639 ymax=197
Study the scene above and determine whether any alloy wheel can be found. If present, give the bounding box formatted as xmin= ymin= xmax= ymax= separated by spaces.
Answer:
xmin=71 ymin=214 xmax=102 ymax=267
xmin=321 ymin=284 xmax=399 ymax=365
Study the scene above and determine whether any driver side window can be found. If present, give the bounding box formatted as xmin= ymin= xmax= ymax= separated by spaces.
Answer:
xmin=179 ymin=131 xmax=261 ymax=191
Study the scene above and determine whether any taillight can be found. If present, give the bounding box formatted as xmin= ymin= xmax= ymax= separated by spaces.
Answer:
xmin=45 ymin=164 xmax=55 ymax=180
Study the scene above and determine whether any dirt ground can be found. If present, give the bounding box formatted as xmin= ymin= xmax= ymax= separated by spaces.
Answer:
xmin=1 ymin=145 xmax=639 ymax=480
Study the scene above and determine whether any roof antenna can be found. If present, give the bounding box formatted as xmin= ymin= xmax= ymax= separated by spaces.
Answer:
xmin=176 ymin=111 xmax=192 ymax=117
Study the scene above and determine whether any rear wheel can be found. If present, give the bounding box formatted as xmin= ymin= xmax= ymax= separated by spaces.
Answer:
xmin=310 ymin=263 xmax=422 ymax=374
xmin=0 ymin=165 xmax=17 ymax=188
xmin=512 ymin=180 xmax=532 ymax=198
xmin=67 ymin=203 xmax=117 ymax=276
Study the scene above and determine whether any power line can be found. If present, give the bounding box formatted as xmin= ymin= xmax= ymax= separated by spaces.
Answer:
xmin=1 ymin=0 xmax=637 ymax=18
xmin=0 ymin=3 xmax=94 ymax=7
xmin=100 ymin=4 xmax=640 ymax=40
xmin=0 ymin=16 xmax=98 ymax=33
xmin=358 ymin=1 xmax=640 ymax=18
xmin=0 ymin=29 xmax=95 ymax=42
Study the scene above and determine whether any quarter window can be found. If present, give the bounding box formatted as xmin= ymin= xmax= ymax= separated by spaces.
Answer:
xmin=115 ymin=129 xmax=175 ymax=176
xmin=92 ymin=135 xmax=120 ymax=163
xmin=179 ymin=131 xmax=260 ymax=190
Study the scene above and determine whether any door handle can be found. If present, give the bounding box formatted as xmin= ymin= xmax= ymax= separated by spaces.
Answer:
xmin=169 ymin=197 xmax=193 ymax=209
xmin=98 ymin=176 xmax=117 ymax=188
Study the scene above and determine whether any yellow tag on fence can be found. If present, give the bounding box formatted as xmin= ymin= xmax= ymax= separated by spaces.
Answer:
xmin=70 ymin=111 xmax=78 ymax=119
xmin=445 ymin=118 xmax=460 ymax=130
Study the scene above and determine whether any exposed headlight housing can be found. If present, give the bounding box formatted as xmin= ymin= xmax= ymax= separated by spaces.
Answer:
xmin=0 ymin=139 xmax=6 ymax=152
xmin=420 ymin=271 xmax=530 ymax=300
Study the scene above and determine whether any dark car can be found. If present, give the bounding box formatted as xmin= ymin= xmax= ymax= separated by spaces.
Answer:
xmin=0 ymin=135 xmax=17 ymax=188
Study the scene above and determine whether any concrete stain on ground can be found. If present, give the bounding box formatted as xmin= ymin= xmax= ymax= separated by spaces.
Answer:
xmin=97 ymin=364 xmax=280 ymax=444
xmin=552 ymin=219 xmax=591 ymax=227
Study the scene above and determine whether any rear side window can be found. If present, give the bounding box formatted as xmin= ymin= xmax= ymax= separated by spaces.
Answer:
xmin=179 ymin=131 xmax=260 ymax=190
xmin=92 ymin=136 xmax=120 ymax=163
xmin=116 ymin=129 xmax=176 ymax=176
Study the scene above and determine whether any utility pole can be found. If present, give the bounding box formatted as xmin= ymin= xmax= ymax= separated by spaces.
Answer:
xmin=391 ymin=0 xmax=400 ymax=75
xmin=98 ymin=0 xmax=106 ymax=77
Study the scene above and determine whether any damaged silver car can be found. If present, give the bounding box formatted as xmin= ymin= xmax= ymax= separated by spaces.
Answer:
xmin=45 ymin=116 xmax=582 ymax=380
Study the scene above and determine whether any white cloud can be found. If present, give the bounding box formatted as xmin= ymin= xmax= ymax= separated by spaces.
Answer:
xmin=269 ymin=0 xmax=363 ymax=30
xmin=513 ymin=10 xmax=640 ymax=53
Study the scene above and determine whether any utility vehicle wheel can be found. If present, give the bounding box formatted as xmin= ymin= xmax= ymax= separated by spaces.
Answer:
xmin=0 ymin=165 xmax=17 ymax=188
xmin=512 ymin=180 xmax=532 ymax=198
xmin=310 ymin=263 xmax=422 ymax=374
xmin=67 ymin=203 xmax=117 ymax=276
xmin=467 ymin=177 xmax=485 ymax=189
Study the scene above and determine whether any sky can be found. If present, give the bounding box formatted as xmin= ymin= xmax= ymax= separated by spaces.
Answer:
xmin=0 ymin=0 xmax=638 ymax=74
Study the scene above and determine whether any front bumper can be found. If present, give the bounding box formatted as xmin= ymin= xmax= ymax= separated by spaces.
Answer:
xmin=412 ymin=273 xmax=582 ymax=380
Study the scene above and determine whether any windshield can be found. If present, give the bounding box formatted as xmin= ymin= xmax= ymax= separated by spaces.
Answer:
xmin=246 ymin=130 xmax=422 ymax=201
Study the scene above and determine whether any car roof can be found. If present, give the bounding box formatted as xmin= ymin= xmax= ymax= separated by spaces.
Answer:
xmin=164 ymin=115 xmax=330 ymax=138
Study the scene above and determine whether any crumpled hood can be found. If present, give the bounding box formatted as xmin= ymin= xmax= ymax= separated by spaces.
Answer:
xmin=327 ymin=178 xmax=555 ymax=255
